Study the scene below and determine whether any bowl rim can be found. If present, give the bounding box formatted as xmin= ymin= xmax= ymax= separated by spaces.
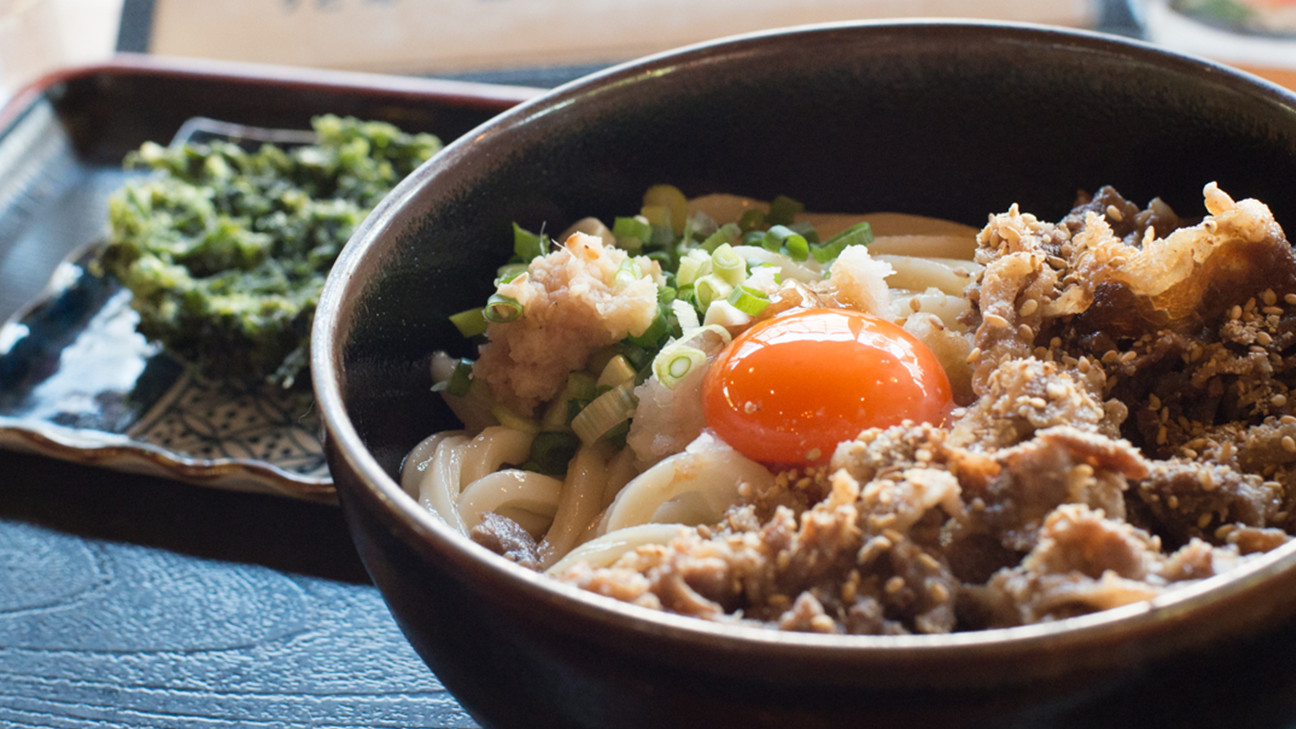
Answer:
xmin=312 ymin=17 xmax=1296 ymax=676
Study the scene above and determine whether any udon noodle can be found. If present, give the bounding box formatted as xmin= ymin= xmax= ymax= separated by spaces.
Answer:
xmin=402 ymin=182 xmax=1296 ymax=634
xmin=402 ymin=187 xmax=981 ymax=569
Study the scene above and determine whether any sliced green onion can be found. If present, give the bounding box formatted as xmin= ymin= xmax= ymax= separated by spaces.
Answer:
xmin=788 ymin=220 xmax=820 ymax=243
xmin=541 ymin=371 xmax=599 ymax=430
xmin=738 ymin=208 xmax=766 ymax=232
xmin=767 ymin=194 xmax=805 ymax=226
xmin=642 ymin=184 xmax=688 ymax=235
xmin=783 ymin=234 xmax=810 ymax=261
xmin=711 ymin=243 xmax=746 ymax=285
xmin=701 ymin=222 xmax=741 ymax=253
xmin=492 ymin=402 xmax=540 ymax=434
xmin=527 ymin=431 xmax=581 ymax=476
xmin=727 ymin=285 xmax=770 ymax=316
xmin=628 ymin=304 xmax=670 ymax=347
xmin=596 ymin=354 xmax=637 ymax=388
xmin=483 ymin=293 xmax=522 ymax=323
xmin=676 ymin=251 xmax=710 ymax=287
xmin=612 ymin=216 xmax=652 ymax=252
xmin=693 ymin=274 xmax=732 ymax=311
xmin=446 ymin=358 xmax=474 ymax=397
xmin=762 ymin=225 xmax=809 ymax=259
xmin=613 ymin=258 xmax=643 ymax=288
xmin=571 ymin=381 xmax=638 ymax=444
xmin=513 ymin=223 xmax=549 ymax=261
xmin=812 ymin=221 xmax=874 ymax=263
xmin=495 ymin=262 xmax=529 ymax=285
xmin=653 ymin=344 xmax=707 ymax=388
xmin=449 ymin=307 xmax=489 ymax=337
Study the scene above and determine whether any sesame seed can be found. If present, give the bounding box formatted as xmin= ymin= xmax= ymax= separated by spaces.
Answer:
xmin=965 ymin=347 xmax=982 ymax=364
xmin=1197 ymin=512 xmax=1214 ymax=529
xmin=1282 ymin=436 xmax=1296 ymax=453
xmin=1286 ymin=293 xmax=1296 ymax=306
xmin=1148 ymin=394 xmax=1162 ymax=411
xmin=909 ymin=297 xmax=922 ymax=312
xmin=1264 ymin=289 xmax=1278 ymax=306
xmin=1106 ymin=204 xmax=1124 ymax=221
xmin=1230 ymin=304 xmax=1243 ymax=320
xmin=1264 ymin=306 xmax=1284 ymax=316
xmin=918 ymin=553 xmax=943 ymax=573
xmin=1018 ymin=324 xmax=1034 ymax=340
xmin=927 ymin=581 xmax=952 ymax=604
xmin=1274 ymin=394 xmax=1289 ymax=408
xmin=983 ymin=313 xmax=1010 ymax=329
xmin=1257 ymin=331 xmax=1274 ymax=347
xmin=1018 ymin=299 xmax=1040 ymax=317
xmin=885 ymin=576 xmax=906 ymax=595
xmin=810 ymin=615 xmax=836 ymax=632
xmin=1198 ymin=470 xmax=1216 ymax=491
xmin=1168 ymin=495 xmax=1180 ymax=510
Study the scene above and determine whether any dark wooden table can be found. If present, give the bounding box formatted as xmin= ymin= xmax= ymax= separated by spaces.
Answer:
xmin=0 ymin=451 xmax=480 ymax=728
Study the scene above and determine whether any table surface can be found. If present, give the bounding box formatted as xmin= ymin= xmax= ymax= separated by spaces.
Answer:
xmin=6 ymin=5 xmax=1296 ymax=728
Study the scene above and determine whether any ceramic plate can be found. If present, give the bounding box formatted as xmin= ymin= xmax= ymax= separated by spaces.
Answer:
xmin=0 ymin=60 xmax=536 ymax=501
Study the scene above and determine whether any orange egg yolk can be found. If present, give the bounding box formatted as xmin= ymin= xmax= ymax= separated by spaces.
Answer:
xmin=702 ymin=307 xmax=954 ymax=467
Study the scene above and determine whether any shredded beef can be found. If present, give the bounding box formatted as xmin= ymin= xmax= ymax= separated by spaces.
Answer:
xmin=546 ymin=184 xmax=1296 ymax=634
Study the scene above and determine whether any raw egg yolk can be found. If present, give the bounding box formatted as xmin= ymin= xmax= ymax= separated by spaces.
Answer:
xmin=702 ymin=307 xmax=953 ymax=467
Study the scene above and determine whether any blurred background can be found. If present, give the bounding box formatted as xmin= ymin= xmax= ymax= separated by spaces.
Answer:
xmin=5 ymin=0 xmax=1296 ymax=103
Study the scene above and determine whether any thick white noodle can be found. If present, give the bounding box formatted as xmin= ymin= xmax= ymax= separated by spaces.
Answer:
xmin=866 ymin=234 xmax=978 ymax=260
xmin=602 ymin=447 xmax=640 ymax=509
xmin=401 ymin=430 xmax=465 ymax=497
xmin=456 ymin=469 xmax=564 ymax=533
xmin=602 ymin=432 xmax=774 ymax=533
xmin=803 ymin=212 xmax=981 ymax=239
xmin=417 ymin=434 xmax=471 ymax=534
xmin=875 ymin=254 xmax=981 ymax=297
xmin=731 ymin=245 xmax=826 ymax=283
xmin=893 ymin=289 xmax=973 ymax=331
xmin=545 ymin=523 xmax=689 ymax=576
xmin=460 ymin=425 xmax=536 ymax=485
xmin=539 ymin=442 xmax=613 ymax=567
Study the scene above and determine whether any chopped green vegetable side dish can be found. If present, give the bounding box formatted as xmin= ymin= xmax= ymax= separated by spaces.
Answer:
xmin=99 ymin=114 xmax=441 ymax=388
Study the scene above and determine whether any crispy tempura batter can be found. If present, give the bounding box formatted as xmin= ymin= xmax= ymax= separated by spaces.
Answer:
xmin=555 ymin=183 xmax=1296 ymax=633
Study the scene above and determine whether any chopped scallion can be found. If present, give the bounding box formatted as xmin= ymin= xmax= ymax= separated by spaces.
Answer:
xmin=571 ymin=381 xmax=638 ymax=444
xmin=767 ymin=194 xmax=805 ymax=226
xmin=491 ymin=402 xmax=540 ymax=434
xmin=652 ymin=344 xmax=707 ymax=388
xmin=711 ymin=243 xmax=746 ymax=285
xmin=693 ymin=274 xmax=732 ymax=310
xmin=642 ymin=184 xmax=689 ymax=235
xmin=513 ymin=223 xmax=549 ymax=261
xmin=727 ymin=284 xmax=771 ymax=316
xmin=483 ymin=293 xmax=522 ymax=323
xmin=596 ymin=354 xmax=637 ymax=388
xmin=494 ymin=262 xmax=528 ymax=285
xmin=528 ymin=431 xmax=581 ymax=476
xmin=812 ymin=221 xmax=874 ymax=263
xmin=449 ymin=306 xmax=489 ymax=337
xmin=738 ymin=208 xmax=766 ymax=232
xmin=446 ymin=358 xmax=474 ymax=397
xmin=701 ymin=222 xmax=742 ymax=253
xmin=612 ymin=216 xmax=652 ymax=252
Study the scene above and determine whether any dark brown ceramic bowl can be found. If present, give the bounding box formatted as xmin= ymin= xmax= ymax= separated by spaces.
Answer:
xmin=313 ymin=21 xmax=1296 ymax=729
